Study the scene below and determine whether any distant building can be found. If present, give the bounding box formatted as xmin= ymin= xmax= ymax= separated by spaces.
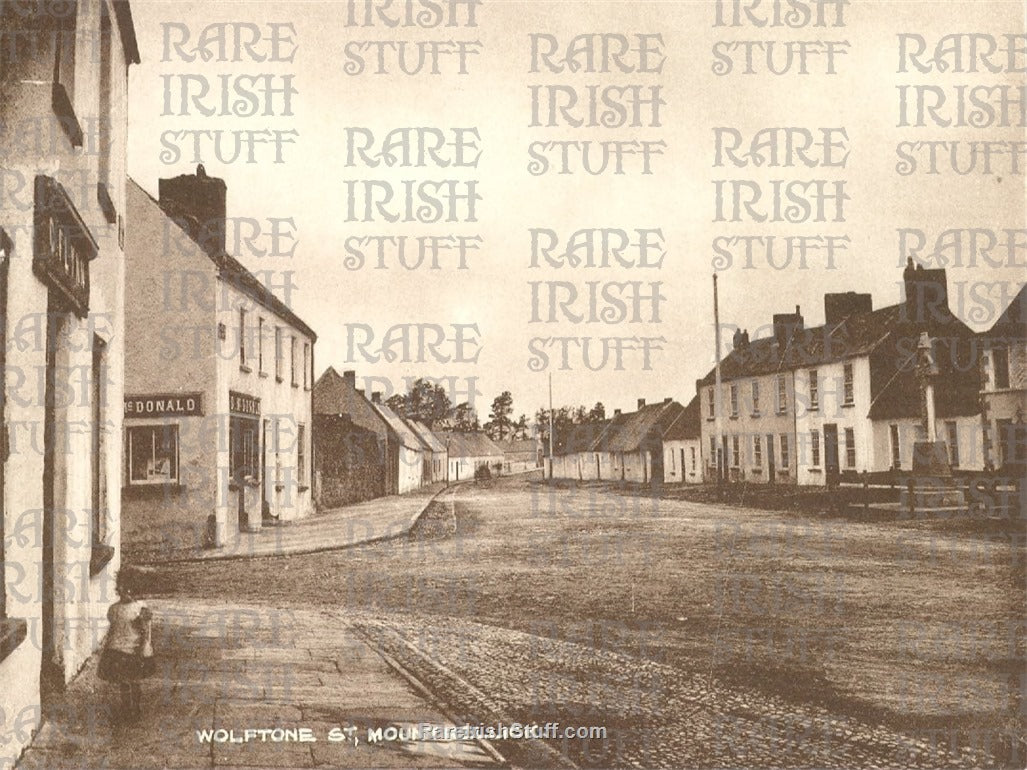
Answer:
xmin=435 ymin=431 xmax=504 ymax=481
xmin=551 ymin=399 xmax=686 ymax=483
xmin=313 ymin=368 xmax=391 ymax=495
xmin=407 ymin=420 xmax=448 ymax=483
xmin=979 ymin=284 xmax=1026 ymax=472
xmin=0 ymin=0 xmax=139 ymax=757
xmin=494 ymin=438 xmax=542 ymax=474
xmin=370 ymin=394 xmax=425 ymax=494
xmin=312 ymin=413 xmax=384 ymax=508
xmin=663 ymin=395 xmax=702 ymax=484
xmin=122 ymin=169 xmax=316 ymax=554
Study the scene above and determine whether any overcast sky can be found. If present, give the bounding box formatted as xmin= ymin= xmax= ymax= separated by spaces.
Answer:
xmin=128 ymin=0 xmax=1026 ymax=421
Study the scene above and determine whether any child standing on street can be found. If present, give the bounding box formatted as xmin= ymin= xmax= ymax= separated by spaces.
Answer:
xmin=98 ymin=569 xmax=155 ymax=722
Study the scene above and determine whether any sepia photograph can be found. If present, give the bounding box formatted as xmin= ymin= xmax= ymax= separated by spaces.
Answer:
xmin=0 ymin=0 xmax=1025 ymax=768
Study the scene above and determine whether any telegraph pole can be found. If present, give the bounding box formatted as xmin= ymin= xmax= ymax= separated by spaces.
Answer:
xmin=714 ymin=274 xmax=724 ymax=491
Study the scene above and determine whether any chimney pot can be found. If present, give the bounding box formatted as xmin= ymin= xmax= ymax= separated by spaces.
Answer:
xmin=664 ymin=397 xmax=672 ymax=404
xmin=614 ymin=408 xmax=622 ymax=416
xmin=637 ymin=398 xmax=646 ymax=409
xmin=371 ymin=391 xmax=382 ymax=404
xmin=343 ymin=370 xmax=356 ymax=385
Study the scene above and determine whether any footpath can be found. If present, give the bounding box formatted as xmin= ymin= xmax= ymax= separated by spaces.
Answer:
xmin=138 ymin=484 xmax=447 ymax=564
xmin=15 ymin=599 xmax=502 ymax=770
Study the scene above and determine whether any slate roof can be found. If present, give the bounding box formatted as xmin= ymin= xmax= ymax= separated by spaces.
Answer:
xmin=552 ymin=420 xmax=612 ymax=456
xmin=985 ymin=283 xmax=1026 ymax=342
xmin=434 ymin=431 xmax=504 ymax=459
xmin=697 ymin=300 xmax=981 ymax=421
xmin=371 ymin=402 xmax=424 ymax=451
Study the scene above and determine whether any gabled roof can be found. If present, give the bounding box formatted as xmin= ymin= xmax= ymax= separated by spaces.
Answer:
xmin=434 ymin=431 xmax=504 ymax=459
xmin=128 ymin=178 xmax=316 ymax=341
xmin=552 ymin=420 xmax=612 ymax=456
xmin=371 ymin=402 xmax=424 ymax=451
xmin=664 ymin=395 xmax=701 ymax=441
xmin=408 ymin=420 xmax=447 ymax=453
xmin=985 ymin=283 xmax=1026 ymax=342
xmin=595 ymin=400 xmax=686 ymax=452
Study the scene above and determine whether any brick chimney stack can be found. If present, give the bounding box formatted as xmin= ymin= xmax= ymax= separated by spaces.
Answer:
xmin=371 ymin=391 xmax=382 ymax=404
xmin=902 ymin=258 xmax=948 ymax=326
xmin=343 ymin=370 xmax=356 ymax=387
xmin=158 ymin=164 xmax=228 ymax=258
xmin=773 ymin=305 xmax=804 ymax=348
xmin=637 ymin=398 xmax=646 ymax=409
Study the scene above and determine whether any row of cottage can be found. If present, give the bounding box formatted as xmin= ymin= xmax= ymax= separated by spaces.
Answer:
xmin=312 ymin=367 xmax=540 ymax=509
xmin=551 ymin=266 xmax=1026 ymax=486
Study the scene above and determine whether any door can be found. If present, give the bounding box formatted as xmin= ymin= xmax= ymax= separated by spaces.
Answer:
xmin=262 ymin=418 xmax=271 ymax=520
xmin=823 ymin=424 xmax=840 ymax=486
xmin=766 ymin=434 xmax=775 ymax=484
xmin=680 ymin=449 xmax=685 ymax=482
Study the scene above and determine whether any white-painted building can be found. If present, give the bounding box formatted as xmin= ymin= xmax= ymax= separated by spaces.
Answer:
xmin=122 ymin=169 xmax=316 ymax=557
xmin=0 ymin=2 xmax=139 ymax=763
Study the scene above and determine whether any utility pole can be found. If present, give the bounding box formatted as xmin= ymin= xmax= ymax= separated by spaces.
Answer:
xmin=548 ymin=373 xmax=554 ymax=480
xmin=714 ymin=274 xmax=724 ymax=492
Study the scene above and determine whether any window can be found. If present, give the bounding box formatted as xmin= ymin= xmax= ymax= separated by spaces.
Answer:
xmin=96 ymin=1 xmax=114 ymax=217
xmin=298 ymin=423 xmax=307 ymax=486
xmin=780 ymin=434 xmax=789 ymax=468
xmin=753 ymin=434 xmax=762 ymax=467
xmin=707 ymin=388 xmax=715 ymax=419
xmin=290 ymin=335 xmax=298 ymax=386
xmin=731 ymin=435 xmax=740 ymax=468
xmin=709 ymin=435 xmax=716 ymax=464
xmin=810 ymin=430 xmax=821 ymax=467
xmin=808 ymin=369 xmax=819 ymax=410
xmin=946 ymin=421 xmax=959 ymax=467
xmin=729 ymin=384 xmax=738 ymax=417
xmin=777 ymin=374 xmax=787 ymax=414
xmin=845 ymin=427 xmax=856 ymax=468
xmin=127 ymin=425 xmax=180 ymax=485
xmin=303 ymin=342 xmax=310 ymax=389
xmin=230 ymin=418 xmax=260 ymax=482
xmin=274 ymin=419 xmax=282 ymax=484
xmin=258 ymin=317 xmax=265 ymax=374
xmin=239 ymin=308 xmax=247 ymax=368
xmin=751 ymin=380 xmax=760 ymax=414
xmin=274 ymin=327 xmax=283 ymax=381
xmin=992 ymin=347 xmax=1010 ymax=390
xmin=843 ymin=362 xmax=854 ymax=405
xmin=690 ymin=447 xmax=696 ymax=471
xmin=890 ymin=424 xmax=901 ymax=469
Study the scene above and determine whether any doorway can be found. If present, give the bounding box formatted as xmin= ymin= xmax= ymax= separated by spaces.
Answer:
xmin=766 ymin=434 xmax=776 ymax=484
xmin=823 ymin=424 xmax=840 ymax=486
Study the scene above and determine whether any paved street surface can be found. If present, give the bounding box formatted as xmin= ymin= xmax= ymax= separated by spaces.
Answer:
xmin=22 ymin=476 xmax=1023 ymax=768
xmin=17 ymin=600 xmax=499 ymax=770
xmin=144 ymin=484 xmax=445 ymax=563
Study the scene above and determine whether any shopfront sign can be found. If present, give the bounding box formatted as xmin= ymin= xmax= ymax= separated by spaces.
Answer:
xmin=124 ymin=393 xmax=203 ymax=418
xmin=229 ymin=390 xmax=260 ymax=417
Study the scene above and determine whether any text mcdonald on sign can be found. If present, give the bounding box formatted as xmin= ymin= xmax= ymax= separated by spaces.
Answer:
xmin=124 ymin=393 xmax=204 ymax=418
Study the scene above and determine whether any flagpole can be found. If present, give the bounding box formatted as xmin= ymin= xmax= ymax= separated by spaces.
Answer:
xmin=713 ymin=274 xmax=724 ymax=488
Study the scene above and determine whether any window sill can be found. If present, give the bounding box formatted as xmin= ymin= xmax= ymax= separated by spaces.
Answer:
xmin=240 ymin=365 xmax=252 ymax=374
xmin=291 ymin=383 xmax=299 ymax=389
xmin=259 ymin=371 xmax=268 ymax=379
xmin=90 ymin=542 xmax=115 ymax=577
xmin=809 ymin=468 xmax=822 ymax=473
xmin=751 ymin=412 xmax=760 ymax=418
xmin=51 ymin=82 xmax=83 ymax=148
xmin=276 ymin=376 xmax=284 ymax=384
xmin=809 ymin=406 xmax=819 ymax=412
xmin=97 ymin=183 xmax=117 ymax=224
xmin=0 ymin=618 xmax=28 ymax=663
xmin=841 ymin=402 xmax=855 ymax=408
xmin=298 ymin=485 xmax=309 ymax=493
xmin=275 ymin=484 xmax=285 ymax=492
xmin=729 ymin=415 xmax=739 ymax=421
